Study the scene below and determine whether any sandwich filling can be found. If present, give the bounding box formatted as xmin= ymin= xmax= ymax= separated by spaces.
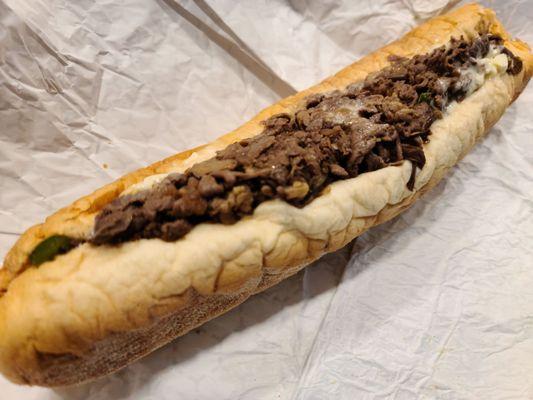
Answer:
xmin=29 ymin=34 xmax=522 ymax=265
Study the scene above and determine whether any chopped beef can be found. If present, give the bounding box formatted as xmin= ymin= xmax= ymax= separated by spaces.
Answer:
xmin=502 ymin=47 xmax=523 ymax=75
xmin=91 ymin=34 xmax=522 ymax=246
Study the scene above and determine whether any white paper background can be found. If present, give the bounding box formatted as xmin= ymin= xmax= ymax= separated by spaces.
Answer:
xmin=1 ymin=1 xmax=532 ymax=399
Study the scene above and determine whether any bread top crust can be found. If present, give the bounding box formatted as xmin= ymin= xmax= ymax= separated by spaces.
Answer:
xmin=1 ymin=5 xmax=533 ymax=291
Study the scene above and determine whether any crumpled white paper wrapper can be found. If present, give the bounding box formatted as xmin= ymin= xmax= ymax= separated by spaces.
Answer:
xmin=1 ymin=0 xmax=532 ymax=398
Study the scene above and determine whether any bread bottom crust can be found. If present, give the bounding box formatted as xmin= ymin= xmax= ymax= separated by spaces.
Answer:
xmin=30 ymin=269 xmax=306 ymax=386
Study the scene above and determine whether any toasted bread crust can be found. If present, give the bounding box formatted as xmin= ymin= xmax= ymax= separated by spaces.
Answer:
xmin=0 ymin=4 xmax=532 ymax=386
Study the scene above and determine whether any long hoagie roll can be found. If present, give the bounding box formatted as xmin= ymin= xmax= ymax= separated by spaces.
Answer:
xmin=0 ymin=3 xmax=532 ymax=386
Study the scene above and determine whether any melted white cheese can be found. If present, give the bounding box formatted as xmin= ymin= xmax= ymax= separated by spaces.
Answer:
xmin=122 ymin=173 xmax=169 ymax=195
xmin=462 ymin=45 xmax=508 ymax=96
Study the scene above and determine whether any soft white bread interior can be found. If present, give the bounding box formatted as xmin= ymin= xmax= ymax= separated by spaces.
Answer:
xmin=0 ymin=3 xmax=532 ymax=386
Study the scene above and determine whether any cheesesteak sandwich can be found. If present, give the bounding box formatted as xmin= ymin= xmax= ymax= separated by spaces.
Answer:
xmin=0 ymin=4 xmax=531 ymax=386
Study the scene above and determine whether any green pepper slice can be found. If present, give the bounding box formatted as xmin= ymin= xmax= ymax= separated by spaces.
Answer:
xmin=417 ymin=91 xmax=432 ymax=104
xmin=29 ymin=235 xmax=77 ymax=266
